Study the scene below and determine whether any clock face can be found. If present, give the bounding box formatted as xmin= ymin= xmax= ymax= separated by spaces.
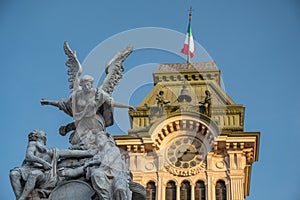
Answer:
xmin=166 ymin=136 xmax=205 ymax=169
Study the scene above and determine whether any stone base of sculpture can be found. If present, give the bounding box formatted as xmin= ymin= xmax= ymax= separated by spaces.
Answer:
xmin=49 ymin=180 xmax=95 ymax=200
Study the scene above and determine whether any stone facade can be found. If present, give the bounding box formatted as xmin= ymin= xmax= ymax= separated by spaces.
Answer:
xmin=115 ymin=62 xmax=260 ymax=200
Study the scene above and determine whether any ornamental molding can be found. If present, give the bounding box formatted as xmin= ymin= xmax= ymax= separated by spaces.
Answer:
xmin=157 ymin=62 xmax=217 ymax=72
xmin=149 ymin=113 xmax=219 ymax=150
xmin=164 ymin=162 xmax=206 ymax=177
xmin=243 ymin=148 xmax=254 ymax=164
xmin=126 ymin=144 xmax=146 ymax=153
xmin=213 ymin=136 xmax=258 ymax=164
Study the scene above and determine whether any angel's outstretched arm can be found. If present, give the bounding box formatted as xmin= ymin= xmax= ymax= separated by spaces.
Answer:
xmin=40 ymin=99 xmax=59 ymax=107
xmin=40 ymin=97 xmax=73 ymax=118
xmin=112 ymin=100 xmax=136 ymax=111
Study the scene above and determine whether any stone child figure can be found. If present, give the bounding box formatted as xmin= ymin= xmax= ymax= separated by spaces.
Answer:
xmin=156 ymin=90 xmax=170 ymax=116
xmin=40 ymin=42 xmax=135 ymax=148
xmin=58 ymin=132 xmax=130 ymax=200
xmin=199 ymin=90 xmax=212 ymax=117
xmin=9 ymin=130 xmax=93 ymax=200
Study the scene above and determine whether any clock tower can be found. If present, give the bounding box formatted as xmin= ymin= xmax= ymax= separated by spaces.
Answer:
xmin=115 ymin=62 xmax=260 ymax=200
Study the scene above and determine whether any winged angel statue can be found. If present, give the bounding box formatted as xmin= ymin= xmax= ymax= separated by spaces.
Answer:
xmin=41 ymin=42 xmax=135 ymax=149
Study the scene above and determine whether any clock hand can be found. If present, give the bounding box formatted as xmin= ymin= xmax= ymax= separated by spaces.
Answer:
xmin=184 ymin=151 xmax=199 ymax=155
xmin=177 ymin=150 xmax=189 ymax=154
xmin=177 ymin=150 xmax=199 ymax=155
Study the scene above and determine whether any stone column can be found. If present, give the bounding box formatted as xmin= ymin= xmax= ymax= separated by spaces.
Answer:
xmin=161 ymin=183 xmax=166 ymax=200
xmin=191 ymin=183 xmax=195 ymax=200
xmin=227 ymin=150 xmax=245 ymax=200
xmin=230 ymin=175 xmax=244 ymax=200
xmin=157 ymin=173 xmax=163 ymax=200
xmin=176 ymin=183 xmax=180 ymax=200
xmin=140 ymin=117 xmax=145 ymax=127
xmin=206 ymin=171 xmax=214 ymax=200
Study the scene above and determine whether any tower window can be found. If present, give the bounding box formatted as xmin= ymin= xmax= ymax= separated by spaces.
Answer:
xmin=180 ymin=180 xmax=191 ymax=200
xmin=146 ymin=181 xmax=156 ymax=200
xmin=215 ymin=180 xmax=226 ymax=200
xmin=195 ymin=180 xmax=205 ymax=200
xmin=166 ymin=181 xmax=176 ymax=200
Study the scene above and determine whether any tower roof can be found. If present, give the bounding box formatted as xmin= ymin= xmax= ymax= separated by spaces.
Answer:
xmin=126 ymin=62 xmax=245 ymax=136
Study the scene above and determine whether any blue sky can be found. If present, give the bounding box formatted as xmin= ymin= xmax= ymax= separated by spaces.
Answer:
xmin=1 ymin=0 xmax=300 ymax=199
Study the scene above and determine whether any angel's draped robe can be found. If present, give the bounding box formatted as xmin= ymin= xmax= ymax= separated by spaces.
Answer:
xmin=57 ymin=89 xmax=114 ymax=145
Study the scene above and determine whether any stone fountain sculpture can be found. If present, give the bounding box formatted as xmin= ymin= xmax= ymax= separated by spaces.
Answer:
xmin=10 ymin=42 xmax=146 ymax=200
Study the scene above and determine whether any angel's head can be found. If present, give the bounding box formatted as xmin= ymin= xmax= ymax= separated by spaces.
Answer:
xmin=80 ymin=75 xmax=94 ymax=92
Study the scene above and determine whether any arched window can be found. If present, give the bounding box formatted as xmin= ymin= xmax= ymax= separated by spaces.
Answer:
xmin=146 ymin=181 xmax=156 ymax=200
xmin=180 ymin=181 xmax=191 ymax=200
xmin=195 ymin=180 xmax=205 ymax=200
xmin=215 ymin=180 xmax=226 ymax=200
xmin=165 ymin=181 xmax=176 ymax=200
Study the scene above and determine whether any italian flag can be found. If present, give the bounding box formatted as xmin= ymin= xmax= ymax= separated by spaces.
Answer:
xmin=181 ymin=21 xmax=194 ymax=59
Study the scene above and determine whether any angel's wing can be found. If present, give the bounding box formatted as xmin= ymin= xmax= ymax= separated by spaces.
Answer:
xmin=63 ymin=41 xmax=82 ymax=90
xmin=100 ymin=45 xmax=133 ymax=94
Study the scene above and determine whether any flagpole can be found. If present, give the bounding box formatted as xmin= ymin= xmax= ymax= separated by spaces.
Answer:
xmin=187 ymin=6 xmax=192 ymax=63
